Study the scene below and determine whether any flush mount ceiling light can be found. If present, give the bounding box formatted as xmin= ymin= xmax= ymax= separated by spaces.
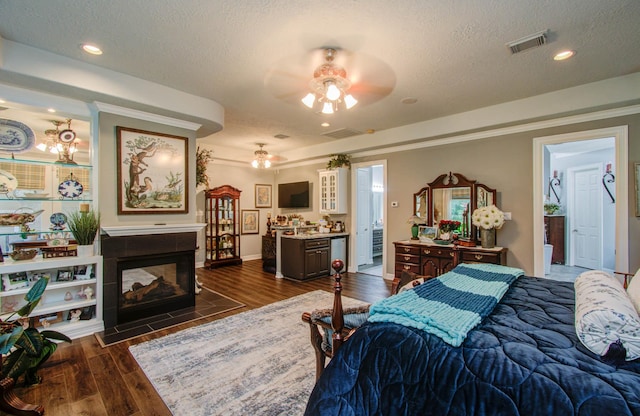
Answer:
xmin=82 ymin=44 xmax=103 ymax=55
xmin=251 ymin=143 xmax=271 ymax=169
xmin=554 ymin=50 xmax=576 ymax=61
xmin=301 ymin=48 xmax=358 ymax=115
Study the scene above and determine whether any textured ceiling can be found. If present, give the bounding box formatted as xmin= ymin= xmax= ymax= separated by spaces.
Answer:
xmin=0 ymin=0 xmax=639 ymax=165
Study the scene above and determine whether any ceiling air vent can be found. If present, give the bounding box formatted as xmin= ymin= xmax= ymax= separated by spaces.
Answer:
xmin=273 ymin=134 xmax=289 ymax=139
xmin=322 ymin=128 xmax=363 ymax=139
xmin=507 ymin=30 xmax=547 ymax=54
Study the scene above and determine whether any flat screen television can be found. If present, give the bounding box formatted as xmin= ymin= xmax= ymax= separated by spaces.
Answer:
xmin=278 ymin=181 xmax=310 ymax=208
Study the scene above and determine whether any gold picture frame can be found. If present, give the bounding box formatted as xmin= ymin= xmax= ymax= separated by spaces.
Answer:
xmin=255 ymin=184 xmax=272 ymax=208
xmin=241 ymin=210 xmax=259 ymax=234
xmin=116 ymin=127 xmax=189 ymax=214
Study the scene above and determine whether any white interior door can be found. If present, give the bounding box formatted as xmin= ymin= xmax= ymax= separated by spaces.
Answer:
xmin=570 ymin=165 xmax=602 ymax=269
xmin=356 ymin=168 xmax=372 ymax=266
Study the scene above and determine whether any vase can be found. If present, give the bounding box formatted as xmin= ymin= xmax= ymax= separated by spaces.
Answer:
xmin=480 ymin=228 xmax=496 ymax=249
xmin=77 ymin=244 xmax=94 ymax=257
xmin=439 ymin=231 xmax=451 ymax=241
xmin=411 ymin=224 xmax=419 ymax=240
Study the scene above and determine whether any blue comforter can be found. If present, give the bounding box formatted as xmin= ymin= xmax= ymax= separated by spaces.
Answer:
xmin=305 ymin=277 xmax=640 ymax=416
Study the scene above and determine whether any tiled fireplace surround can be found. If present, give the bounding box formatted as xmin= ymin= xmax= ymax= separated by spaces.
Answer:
xmin=101 ymin=231 xmax=197 ymax=331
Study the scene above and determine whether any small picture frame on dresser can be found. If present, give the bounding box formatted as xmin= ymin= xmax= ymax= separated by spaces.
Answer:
xmin=418 ymin=226 xmax=437 ymax=243
xmin=74 ymin=264 xmax=93 ymax=280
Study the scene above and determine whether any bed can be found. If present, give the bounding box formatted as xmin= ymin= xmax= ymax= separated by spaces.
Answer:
xmin=304 ymin=264 xmax=640 ymax=416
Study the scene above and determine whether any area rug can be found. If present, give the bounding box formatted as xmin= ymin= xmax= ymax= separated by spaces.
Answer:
xmin=96 ymin=287 xmax=245 ymax=347
xmin=129 ymin=290 xmax=367 ymax=416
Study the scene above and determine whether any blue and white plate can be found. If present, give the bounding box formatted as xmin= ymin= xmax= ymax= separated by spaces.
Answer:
xmin=0 ymin=119 xmax=35 ymax=153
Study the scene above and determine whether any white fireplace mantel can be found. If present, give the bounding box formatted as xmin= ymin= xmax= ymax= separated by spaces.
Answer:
xmin=101 ymin=223 xmax=206 ymax=237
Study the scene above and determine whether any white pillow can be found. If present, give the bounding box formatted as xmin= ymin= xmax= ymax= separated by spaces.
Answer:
xmin=575 ymin=270 xmax=640 ymax=361
xmin=626 ymin=268 xmax=640 ymax=314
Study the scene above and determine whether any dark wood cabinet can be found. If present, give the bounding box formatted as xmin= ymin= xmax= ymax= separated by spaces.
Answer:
xmin=544 ymin=215 xmax=565 ymax=264
xmin=204 ymin=185 xmax=243 ymax=268
xmin=394 ymin=241 xmax=507 ymax=278
xmin=281 ymin=237 xmax=330 ymax=280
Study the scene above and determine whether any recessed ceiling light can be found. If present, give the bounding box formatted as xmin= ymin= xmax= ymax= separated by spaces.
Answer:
xmin=0 ymin=99 xmax=5 ymax=104
xmin=401 ymin=97 xmax=418 ymax=104
xmin=47 ymin=108 xmax=56 ymax=113
xmin=321 ymin=122 xmax=330 ymax=127
xmin=82 ymin=44 xmax=103 ymax=55
xmin=554 ymin=50 xmax=575 ymax=61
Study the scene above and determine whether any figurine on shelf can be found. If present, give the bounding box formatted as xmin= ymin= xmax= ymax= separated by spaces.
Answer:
xmin=83 ymin=286 xmax=94 ymax=300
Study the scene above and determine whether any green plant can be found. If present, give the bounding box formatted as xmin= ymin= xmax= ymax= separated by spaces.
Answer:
xmin=544 ymin=203 xmax=560 ymax=214
xmin=0 ymin=277 xmax=71 ymax=386
xmin=66 ymin=209 xmax=101 ymax=245
xmin=196 ymin=146 xmax=214 ymax=188
xmin=326 ymin=154 xmax=351 ymax=169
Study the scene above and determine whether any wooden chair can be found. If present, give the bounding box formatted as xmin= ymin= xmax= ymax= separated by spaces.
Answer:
xmin=301 ymin=259 xmax=432 ymax=380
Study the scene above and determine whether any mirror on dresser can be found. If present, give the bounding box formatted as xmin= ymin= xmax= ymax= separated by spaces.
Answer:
xmin=413 ymin=172 xmax=497 ymax=241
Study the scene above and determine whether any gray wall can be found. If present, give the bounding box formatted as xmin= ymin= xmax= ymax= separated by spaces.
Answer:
xmin=269 ymin=113 xmax=640 ymax=277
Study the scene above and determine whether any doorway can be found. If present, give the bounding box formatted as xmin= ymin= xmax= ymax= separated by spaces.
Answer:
xmin=350 ymin=161 xmax=387 ymax=277
xmin=533 ymin=126 xmax=628 ymax=278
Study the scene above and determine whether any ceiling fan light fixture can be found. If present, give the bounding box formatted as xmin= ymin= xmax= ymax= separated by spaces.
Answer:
xmin=344 ymin=94 xmax=358 ymax=109
xmin=251 ymin=143 xmax=271 ymax=169
xmin=301 ymin=93 xmax=316 ymax=108
xmin=302 ymin=48 xmax=357 ymax=114
xmin=321 ymin=102 xmax=334 ymax=114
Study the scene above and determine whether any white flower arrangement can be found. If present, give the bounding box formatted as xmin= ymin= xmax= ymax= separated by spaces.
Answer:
xmin=472 ymin=204 xmax=505 ymax=230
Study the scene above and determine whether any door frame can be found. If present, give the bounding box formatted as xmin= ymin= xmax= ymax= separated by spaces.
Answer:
xmin=566 ymin=163 xmax=603 ymax=269
xmin=350 ymin=159 xmax=388 ymax=276
xmin=532 ymin=126 xmax=628 ymax=277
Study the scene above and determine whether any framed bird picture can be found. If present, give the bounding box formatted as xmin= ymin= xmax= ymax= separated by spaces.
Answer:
xmin=116 ymin=127 xmax=189 ymax=214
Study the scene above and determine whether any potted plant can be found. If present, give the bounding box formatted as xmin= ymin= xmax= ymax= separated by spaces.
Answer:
xmin=544 ymin=203 xmax=560 ymax=215
xmin=0 ymin=276 xmax=72 ymax=386
xmin=67 ymin=209 xmax=100 ymax=256
xmin=326 ymin=154 xmax=351 ymax=170
xmin=196 ymin=146 xmax=213 ymax=188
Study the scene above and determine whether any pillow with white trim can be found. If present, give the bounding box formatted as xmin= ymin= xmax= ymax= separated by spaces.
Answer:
xmin=626 ymin=268 xmax=640 ymax=314
xmin=575 ymin=270 xmax=640 ymax=361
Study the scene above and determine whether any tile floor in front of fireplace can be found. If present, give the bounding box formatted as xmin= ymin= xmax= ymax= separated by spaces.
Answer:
xmin=95 ymin=287 xmax=245 ymax=346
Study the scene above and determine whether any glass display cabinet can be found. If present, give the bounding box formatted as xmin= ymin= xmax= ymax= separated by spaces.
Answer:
xmin=204 ymin=185 xmax=242 ymax=268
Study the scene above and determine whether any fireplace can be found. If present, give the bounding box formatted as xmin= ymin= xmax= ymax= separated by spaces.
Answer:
xmin=101 ymin=230 xmax=197 ymax=330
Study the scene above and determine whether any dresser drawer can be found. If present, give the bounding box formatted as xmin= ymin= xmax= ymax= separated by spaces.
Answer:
xmin=419 ymin=246 xmax=454 ymax=259
xmin=461 ymin=250 xmax=501 ymax=264
xmin=395 ymin=253 xmax=420 ymax=264
xmin=395 ymin=262 xmax=421 ymax=277
xmin=305 ymin=238 xmax=329 ymax=249
xmin=395 ymin=244 xmax=421 ymax=256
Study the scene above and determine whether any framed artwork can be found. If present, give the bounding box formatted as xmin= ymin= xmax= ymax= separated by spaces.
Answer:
xmin=418 ymin=226 xmax=437 ymax=243
xmin=255 ymin=184 xmax=272 ymax=208
xmin=241 ymin=210 xmax=259 ymax=234
xmin=116 ymin=126 xmax=189 ymax=215
xmin=56 ymin=270 xmax=73 ymax=282
xmin=635 ymin=163 xmax=640 ymax=217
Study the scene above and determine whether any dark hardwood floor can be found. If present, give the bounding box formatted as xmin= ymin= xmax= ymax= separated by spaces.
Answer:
xmin=2 ymin=260 xmax=391 ymax=416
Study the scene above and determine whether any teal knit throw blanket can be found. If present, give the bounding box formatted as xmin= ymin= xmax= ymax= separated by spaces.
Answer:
xmin=368 ymin=263 xmax=524 ymax=346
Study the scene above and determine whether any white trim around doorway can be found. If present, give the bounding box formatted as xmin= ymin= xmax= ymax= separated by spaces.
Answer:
xmin=532 ymin=126 xmax=628 ymax=278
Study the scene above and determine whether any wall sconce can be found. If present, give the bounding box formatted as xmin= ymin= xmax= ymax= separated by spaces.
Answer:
xmin=548 ymin=170 xmax=561 ymax=203
xmin=603 ymin=162 xmax=615 ymax=203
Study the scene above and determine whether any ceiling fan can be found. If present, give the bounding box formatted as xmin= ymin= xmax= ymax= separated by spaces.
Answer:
xmin=263 ymin=47 xmax=396 ymax=109
xmin=251 ymin=143 xmax=286 ymax=168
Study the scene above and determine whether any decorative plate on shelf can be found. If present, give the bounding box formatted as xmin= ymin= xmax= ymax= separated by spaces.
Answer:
xmin=50 ymin=212 xmax=67 ymax=230
xmin=0 ymin=169 xmax=18 ymax=192
xmin=58 ymin=173 xmax=83 ymax=199
xmin=0 ymin=119 xmax=35 ymax=153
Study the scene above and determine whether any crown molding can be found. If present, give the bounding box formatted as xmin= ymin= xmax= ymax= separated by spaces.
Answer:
xmin=92 ymin=102 xmax=202 ymax=131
